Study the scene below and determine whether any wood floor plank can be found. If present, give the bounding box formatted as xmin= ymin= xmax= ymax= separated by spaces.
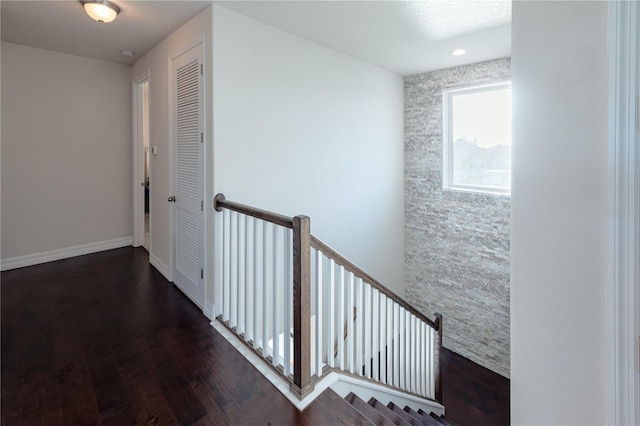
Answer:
xmin=137 ymin=334 xmax=209 ymax=425
xmin=1 ymin=372 xmax=22 ymax=421
xmin=192 ymin=414 xmax=218 ymax=426
xmin=158 ymin=327 xmax=255 ymax=425
xmin=116 ymin=351 xmax=180 ymax=426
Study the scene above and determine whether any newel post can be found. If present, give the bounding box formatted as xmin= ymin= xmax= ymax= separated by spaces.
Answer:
xmin=291 ymin=215 xmax=314 ymax=399
xmin=434 ymin=312 xmax=443 ymax=403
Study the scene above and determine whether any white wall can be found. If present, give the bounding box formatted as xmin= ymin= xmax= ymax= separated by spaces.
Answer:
xmin=131 ymin=7 xmax=213 ymax=280
xmin=511 ymin=2 xmax=608 ymax=424
xmin=213 ymin=5 xmax=405 ymax=294
xmin=1 ymin=42 xmax=132 ymax=265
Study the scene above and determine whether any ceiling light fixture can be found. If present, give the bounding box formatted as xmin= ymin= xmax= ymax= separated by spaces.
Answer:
xmin=80 ymin=0 xmax=120 ymax=24
xmin=451 ymin=49 xmax=467 ymax=56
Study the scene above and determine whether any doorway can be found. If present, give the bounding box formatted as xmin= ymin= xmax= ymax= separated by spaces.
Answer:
xmin=133 ymin=71 xmax=151 ymax=251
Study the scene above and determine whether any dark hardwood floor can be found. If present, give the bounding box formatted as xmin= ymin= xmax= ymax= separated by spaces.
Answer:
xmin=441 ymin=349 xmax=509 ymax=426
xmin=1 ymin=247 xmax=508 ymax=425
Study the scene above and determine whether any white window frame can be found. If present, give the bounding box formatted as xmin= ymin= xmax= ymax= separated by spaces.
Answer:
xmin=442 ymin=81 xmax=512 ymax=196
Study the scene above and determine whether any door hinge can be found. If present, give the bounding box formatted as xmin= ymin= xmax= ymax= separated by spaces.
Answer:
xmin=201 ymin=268 xmax=204 ymax=279
xmin=201 ymin=200 xmax=204 ymax=211
xmin=200 ymin=64 xmax=203 ymax=75
xmin=200 ymin=132 xmax=203 ymax=143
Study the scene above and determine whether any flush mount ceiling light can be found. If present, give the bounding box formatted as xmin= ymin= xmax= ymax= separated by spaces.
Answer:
xmin=80 ymin=0 xmax=120 ymax=23
xmin=451 ymin=48 xmax=467 ymax=56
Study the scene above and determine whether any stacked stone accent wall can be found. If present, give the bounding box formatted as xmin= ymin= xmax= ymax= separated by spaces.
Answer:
xmin=404 ymin=58 xmax=511 ymax=377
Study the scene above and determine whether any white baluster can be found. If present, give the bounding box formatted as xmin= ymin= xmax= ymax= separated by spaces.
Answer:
xmin=347 ymin=272 xmax=354 ymax=374
xmin=215 ymin=208 xmax=224 ymax=319
xmin=379 ymin=293 xmax=387 ymax=384
xmin=337 ymin=265 xmax=345 ymax=371
xmin=222 ymin=209 xmax=230 ymax=322
xmin=393 ymin=302 xmax=399 ymax=387
xmin=230 ymin=211 xmax=238 ymax=328
xmin=429 ymin=327 xmax=435 ymax=398
xmin=420 ymin=323 xmax=431 ymax=396
xmin=315 ymin=249 xmax=323 ymax=378
xmin=283 ymin=227 xmax=291 ymax=376
xmin=237 ymin=214 xmax=245 ymax=335
xmin=405 ymin=311 xmax=410 ymax=392
xmin=399 ymin=306 xmax=406 ymax=389
xmin=245 ymin=215 xmax=253 ymax=341
xmin=372 ymin=289 xmax=379 ymax=381
xmin=417 ymin=319 xmax=423 ymax=396
xmin=263 ymin=222 xmax=271 ymax=359
xmin=406 ymin=310 xmax=412 ymax=391
xmin=253 ymin=219 xmax=261 ymax=350
xmin=426 ymin=324 xmax=431 ymax=398
xmin=410 ymin=314 xmax=416 ymax=393
xmin=364 ymin=284 xmax=371 ymax=379
xmin=386 ymin=298 xmax=393 ymax=386
xmin=327 ymin=258 xmax=335 ymax=368
xmin=272 ymin=225 xmax=281 ymax=368
xmin=355 ymin=277 xmax=363 ymax=376
xmin=406 ymin=311 xmax=411 ymax=392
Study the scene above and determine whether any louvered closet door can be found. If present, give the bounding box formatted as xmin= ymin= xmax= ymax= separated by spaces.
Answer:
xmin=171 ymin=44 xmax=204 ymax=307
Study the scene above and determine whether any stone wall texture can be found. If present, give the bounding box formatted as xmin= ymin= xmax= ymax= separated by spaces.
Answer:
xmin=404 ymin=58 xmax=511 ymax=378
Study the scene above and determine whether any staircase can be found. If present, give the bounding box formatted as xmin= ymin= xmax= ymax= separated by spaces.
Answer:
xmin=345 ymin=393 xmax=457 ymax=426
xmin=212 ymin=194 xmax=445 ymax=414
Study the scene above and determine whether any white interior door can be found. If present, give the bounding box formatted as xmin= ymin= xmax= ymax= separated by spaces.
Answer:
xmin=171 ymin=43 xmax=204 ymax=307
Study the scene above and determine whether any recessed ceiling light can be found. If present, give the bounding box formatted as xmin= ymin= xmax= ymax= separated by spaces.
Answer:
xmin=120 ymin=50 xmax=135 ymax=57
xmin=451 ymin=49 xmax=467 ymax=56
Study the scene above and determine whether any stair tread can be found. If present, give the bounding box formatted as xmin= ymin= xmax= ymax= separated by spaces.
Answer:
xmin=387 ymin=402 xmax=423 ymax=426
xmin=345 ymin=393 xmax=396 ymax=426
xmin=403 ymin=406 xmax=442 ymax=426
xmin=367 ymin=398 xmax=413 ymax=426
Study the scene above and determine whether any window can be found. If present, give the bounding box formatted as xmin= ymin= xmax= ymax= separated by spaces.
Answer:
xmin=443 ymin=82 xmax=512 ymax=195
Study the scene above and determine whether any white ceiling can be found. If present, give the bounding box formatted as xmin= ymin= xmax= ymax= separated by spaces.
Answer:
xmin=1 ymin=0 xmax=511 ymax=75
xmin=1 ymin=1 xmax=211 ymax=65
xmin=216 ymin=1 xmax=511 ymax=75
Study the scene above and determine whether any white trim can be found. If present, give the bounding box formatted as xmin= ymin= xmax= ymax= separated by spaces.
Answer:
xmin=132 ymin=70 xmax=151 ymax=249
xmin=203 ymin=301 xmax=214 ymax=320
xmin=608 ymin=1 xmax=640 ymax=425
xmin=330 ymin=374 xmax=444 ymax=417
xmin=1 ymin=237 xmax=132 ymax=271
xmin=442 ymin=81 xmax=512 ymax=196
xmin=211 ymin=320 xmax=445 ymax=414
xmin=150 ymin=252 xmax=171 ymax=281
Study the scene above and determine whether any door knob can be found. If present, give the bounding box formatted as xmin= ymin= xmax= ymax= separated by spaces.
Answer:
xmin=167 ymin=196 xmax=176 ymax=202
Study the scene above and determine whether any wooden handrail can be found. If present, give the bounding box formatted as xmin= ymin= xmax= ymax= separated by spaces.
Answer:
xmin=310 ymin=235 xmax=440 ymax=331
xmin=213 ymin=194 xmax=294 ymax=229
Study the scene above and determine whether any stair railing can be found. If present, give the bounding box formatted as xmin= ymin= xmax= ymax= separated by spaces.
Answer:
xmin=311 ymin=236 xmax=443 ymax=402
xmin=213 ymin=194 xmax=442 ymax=403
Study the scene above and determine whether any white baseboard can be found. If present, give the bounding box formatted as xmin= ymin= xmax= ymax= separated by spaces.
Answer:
xmin=330 ymin=374 xmax=444 ymax=416
xmin=203 ymin=301 xmax=214 ymax=320
xmin=1 ymin=237 xmax=133 ymax=271
xmin=211 ymin=320 xmax=328 ymax=410
xmin=149 ymin=252 xmax=171 ymax=281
